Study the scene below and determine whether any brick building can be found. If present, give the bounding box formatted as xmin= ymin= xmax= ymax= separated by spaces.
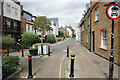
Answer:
xmin=79 ymin=2 xmax=119 ymax=64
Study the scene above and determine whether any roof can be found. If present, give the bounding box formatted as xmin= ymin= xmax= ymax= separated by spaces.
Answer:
xmin=48 ymin=18 xmax=59 ymax=26
xmin=26 ymin=21 xmax=33 ymax=25
xmin=23 ymin=10 xmax=33 ymax=16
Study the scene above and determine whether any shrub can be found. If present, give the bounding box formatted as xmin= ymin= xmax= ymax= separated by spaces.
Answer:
xmin=2 ymin=35 xmax=14 ymax=50
xmin=58 ymin=31 xmax=65 ymax=37
xmin=2 ymin=56 xmax=19 ymax=78
xmin=22 ymin=32 xmax=40 ymax=48
xmin=45 ymin=34 xmax=56 ymax=43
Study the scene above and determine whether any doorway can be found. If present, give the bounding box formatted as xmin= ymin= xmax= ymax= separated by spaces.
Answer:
xmin=92 ymin=31 xmax=95 ymax=52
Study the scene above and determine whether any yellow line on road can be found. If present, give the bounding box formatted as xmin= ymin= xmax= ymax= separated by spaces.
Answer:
xmin=59 ymin=51 xmax=72 ymax=79
xmin=59 ymin=55 xmax=66 ymax=79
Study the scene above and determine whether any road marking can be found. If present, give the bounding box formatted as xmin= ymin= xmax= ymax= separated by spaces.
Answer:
xmin=59 ymin=51 xmax=72 ymax=79
xmin=59 ymin=55 xmax=66 ymax=79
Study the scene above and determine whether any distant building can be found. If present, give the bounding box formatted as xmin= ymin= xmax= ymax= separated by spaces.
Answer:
xmin=1 ymin=0 xmax=21 ymax=42
xmin=48 ymin=18 xmax=59 ymax=37
xmin=58 ymin=27 xmax=69 ymax=37
xmin=76 ymin=26 xmax=81 ymax=42
xmin=65 ymin=25 xmax=75 ymax=37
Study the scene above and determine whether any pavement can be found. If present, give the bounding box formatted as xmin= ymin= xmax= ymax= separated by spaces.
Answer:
xmin=9 ymin=38 xmax=119 ymax=79
xmin=61 ymin=39 xmax=119 ymax=79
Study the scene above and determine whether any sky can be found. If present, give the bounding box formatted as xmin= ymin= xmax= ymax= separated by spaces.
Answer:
xmin=20 ymin=0 xmax=90 ymax=32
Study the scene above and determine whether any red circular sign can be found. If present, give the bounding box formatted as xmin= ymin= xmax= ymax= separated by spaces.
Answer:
xmin=106 ymin=4 xmax=120 ymax=20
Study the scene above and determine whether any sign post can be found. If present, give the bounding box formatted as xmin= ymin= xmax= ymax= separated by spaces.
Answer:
xmin=105 ymin=2 xmax=120 ymax=80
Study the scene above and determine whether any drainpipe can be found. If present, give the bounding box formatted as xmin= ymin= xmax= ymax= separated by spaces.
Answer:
xmin=89 ymin=4 xmax=92 ymax=52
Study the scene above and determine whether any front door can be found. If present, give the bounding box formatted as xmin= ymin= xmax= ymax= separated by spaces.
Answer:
xmin=92 ymin=31 xmax=95 ymax=52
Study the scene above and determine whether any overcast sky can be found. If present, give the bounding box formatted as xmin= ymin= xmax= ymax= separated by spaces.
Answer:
xmin=20 ymin=0 xmax=90 ymax=31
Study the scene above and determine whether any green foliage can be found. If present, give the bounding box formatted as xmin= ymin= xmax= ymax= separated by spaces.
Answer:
xmin=22 ymin=32 xmax=40 ymax=48
xmin=72 ymin=34 xmax=76 ymax=38
xmin=2 ymin=56 xmax=19 ymax=78
xmin=35 ymin=43 xmax=50 ymax=46
xmin=2 ymin=35 xmax=14 ymax=49
xmin=45 ymin=34 xmax=56 ymax=43
xmin=58 ymin=31 xmax=65 ymax=37
xmin=30 ymin=44 xmax=38 ymax=50
xmin=33 ymin=16 xmax=51 ymax=35
xmin=32 ymin=25 xmax=38 ymax=34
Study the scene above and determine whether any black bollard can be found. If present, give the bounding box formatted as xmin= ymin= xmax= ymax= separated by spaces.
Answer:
xmin=109 ymin=55 xmax=114 ymax=80
xmin=41 ymin=44 xmax=43 ymax=54
xmin=22 ymin=48 xmax=24 ymax=57
xmin=67 ymin=46 xmax=69 ymax=57
xmin=48 ymin=46 xmax=50 ymax=56
xmin=7 ymin=49 xmax=9 ymax=56
xmin=28 ymin=54 xmax=33 ymax=79
xmin=69 ymin=55 xmax=75 ymax=78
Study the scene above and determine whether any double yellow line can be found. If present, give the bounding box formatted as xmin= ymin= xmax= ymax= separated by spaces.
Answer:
xmin=59 ymin=50 xmax=72 ymax=79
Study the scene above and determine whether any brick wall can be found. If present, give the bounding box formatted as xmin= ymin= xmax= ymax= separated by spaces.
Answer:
xmin=118 ymin=18 xmax=120 ymax=79
xmin=80 ymin=2 xmax=119 ymax=64
xmin=20 ymin=16 xmax=26 ymax=34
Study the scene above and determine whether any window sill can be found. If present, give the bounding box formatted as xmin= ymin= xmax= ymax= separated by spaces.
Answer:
xmin=99 ymin=47 xmax=107 ymax=51
xmin=94 ymin=20 xmax=99 ymax=23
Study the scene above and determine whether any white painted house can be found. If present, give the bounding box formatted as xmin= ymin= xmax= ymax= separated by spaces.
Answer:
xmin=76 ymin=26 xmax=81 ymax=42
xmin=48 ymin=18 xmax=59 ymax=37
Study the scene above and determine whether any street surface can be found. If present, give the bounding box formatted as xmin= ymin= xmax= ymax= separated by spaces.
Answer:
xmin=11 ymin=38 xmax=119 ymax=79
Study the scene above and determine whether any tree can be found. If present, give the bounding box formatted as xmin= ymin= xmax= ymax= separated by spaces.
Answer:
xmin=58 ymin=31 xmax=65 ymax=37
xmin=32 ymin=25 xmax=38 ymax=34
xmin=33 ymin=16 xmax=50 ymax=43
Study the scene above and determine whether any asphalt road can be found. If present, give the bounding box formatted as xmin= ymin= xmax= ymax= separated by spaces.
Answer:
xmin=34 ymin=38 xmax=76 ymax=78
xmin=13 ymin=38 xmax=119 ymax=79
xmin=15 ymin=38 xmax=76 ymax=78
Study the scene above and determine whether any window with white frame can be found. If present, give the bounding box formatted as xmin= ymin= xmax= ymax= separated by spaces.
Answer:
xmin=15 ymin=8 xmax=17 ymax=16
xmin=101 ymin=30 xmax=107 ymax=49
xmin=28 ymin=24 xmax=30 ymax=31
xmin=95 ymin=7 xmax=99 ymax=21
xmin=32 ymin=27 xmax=34 ymax=31
xmin=7 ymin=4 xmax=10 ymax=13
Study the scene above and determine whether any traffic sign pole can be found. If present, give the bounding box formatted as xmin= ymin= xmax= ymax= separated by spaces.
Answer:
xmin=109 ymin=19 xmax=114 ymax=80
xmin=105 ymin=2 xmax=120 ymax=80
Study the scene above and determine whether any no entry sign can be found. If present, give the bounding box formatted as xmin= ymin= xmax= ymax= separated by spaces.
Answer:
xmin=106 ymin=4 xmax=120 ymax=20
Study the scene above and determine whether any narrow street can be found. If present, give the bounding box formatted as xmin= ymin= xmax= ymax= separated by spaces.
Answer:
xmin=12 ymin=38 xmax=119 ymax=79
xmin=0 ymin=1 xmax=120 ymax=80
